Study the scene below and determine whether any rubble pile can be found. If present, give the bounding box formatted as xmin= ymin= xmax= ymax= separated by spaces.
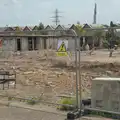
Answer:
xmin=0 ymin=50 xmax=118 ymax=99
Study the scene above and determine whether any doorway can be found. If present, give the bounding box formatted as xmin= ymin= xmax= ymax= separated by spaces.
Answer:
xmin=28 ymin=37 xmax=33 ymax=51
xmin=17 ymin=38 xmax=21 ymax=51
xmin=43 ymin=39 xmax=47 ymax=49
xmin=80 ymin=37 xmax=83 ymax=47
xmin=33 ymin=37 xmax=37 ymax=50
xmin=28 ymin=37 xmax=37 ymax=50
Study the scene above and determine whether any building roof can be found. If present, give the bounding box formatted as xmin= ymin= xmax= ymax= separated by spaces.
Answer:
xmin=89 ymin=24 xmax=106 ymax=28
xmin=82 ymin=24 xmax=92 ymax=29
xmin=55 ymin=25 xmax=65 ymax=30
xmin=23 ymin=26 xmax=32 ymax=31
xmin=4 ymin=27 xmax=15 ymax=31
xmin=32 ymin=26 xmax=39 ymax=31
xmin=0 ymin=27 xmax=8 ymax=32
xmin=0 ymin=24 xmax=113 ymax=33
xmin=62 ymin=25 xmax=72 ymax=29
xmin=44 ymin=25 xmax=55 ymax=30
xmin=51 ymin=25 xmax=57 ymax=29
xmin=13 ymin=26 xmax=24 ymax=31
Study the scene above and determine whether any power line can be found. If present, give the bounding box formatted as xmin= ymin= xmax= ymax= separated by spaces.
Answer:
xmin=51 ymin=9 xmax=63 ymax=25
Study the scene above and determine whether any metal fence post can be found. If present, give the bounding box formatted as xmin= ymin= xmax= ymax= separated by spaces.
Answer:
xmin=78 ymin=42 xmax=82 ymax=118
xmin=70 ymin=29 xmax=79 ymax=109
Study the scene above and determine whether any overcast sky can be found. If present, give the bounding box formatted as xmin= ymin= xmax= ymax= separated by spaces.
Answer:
xmin=0 ymin=0 xmax=119 ymax=26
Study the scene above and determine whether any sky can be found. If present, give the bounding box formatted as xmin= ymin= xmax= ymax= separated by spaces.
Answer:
xmin=0 ymin=0 xmax=119 ymax=26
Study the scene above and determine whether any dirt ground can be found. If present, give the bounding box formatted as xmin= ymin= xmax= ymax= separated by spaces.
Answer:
xmin=0 ymin=49 xmax=119 ymax=120
xmin=0 ymin=106 xmax=65 ymax=120
xmin=0 ymin=106 xmax=113 ymax=120
xmin=0 ymin=49 xmax=120 ymax=102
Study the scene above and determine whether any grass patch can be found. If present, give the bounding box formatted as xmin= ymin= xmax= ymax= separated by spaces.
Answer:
xmin=85 ymin=109 xmax=120 ymax=119
xmin=8 ymin=96 xmax=13 ymax=101
xmin=57 ymin=97 xmax=76 ymax=111
xmin=26 ymin=97 xmax=39 ymax=105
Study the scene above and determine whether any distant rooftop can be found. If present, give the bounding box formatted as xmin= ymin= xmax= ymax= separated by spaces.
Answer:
xmin=90 ymin=24 xmax=106 ymax=28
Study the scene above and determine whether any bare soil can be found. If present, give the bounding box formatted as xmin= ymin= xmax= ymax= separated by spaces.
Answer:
xmin=0 ymin=49 xmax=120 ymax=102
xmin=0 ymin=106 xmax=114 ymax=120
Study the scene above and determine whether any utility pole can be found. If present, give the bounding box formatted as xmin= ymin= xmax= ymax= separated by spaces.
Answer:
xmin=51 ymin=9 xmax=63 ymax=25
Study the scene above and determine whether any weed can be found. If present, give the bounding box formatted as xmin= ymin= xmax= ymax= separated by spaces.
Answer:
xmin=57 ymin=97 xmax=76 ymax=111
xmin=26 ymin=97 xmax=38 ymax=105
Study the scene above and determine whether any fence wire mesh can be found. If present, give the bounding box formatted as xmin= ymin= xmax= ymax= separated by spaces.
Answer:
xmin=0 ymin=27 xmax=120 ymax=113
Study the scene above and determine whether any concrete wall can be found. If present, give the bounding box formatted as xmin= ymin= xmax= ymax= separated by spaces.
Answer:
xmin=2 ymin=37 xmax=28 ymax=52
xmin=68 ymin=38 xmax=75 ymax=51
xmin=1 ymin=36 xmax=81 ymax=52
xmin=2 ymin=37 xmax=16 ymax=51
xmin=21 ymin=37 xmax=28 ymax=51
xmin=51 ymin=38 xmax=58 ymax=50
xmin=47 ymin=37 xmax=79 ymax=51
xmin=46 ymin=38 xmax=50 ymax=49
xmin=68 ymin=38 xmax=79 ymax=51
xmin=37 ymin=37 xmax=44 ymax=49
xmin=21 ymin=37 xmax=46 ymax=50
xmin=46 ymin=37 xmax=58 ymax=50
xmin=36 ymin=37 xmax=41 ymax=49
xmin=91 ymin=78 xmax=120 ymax=112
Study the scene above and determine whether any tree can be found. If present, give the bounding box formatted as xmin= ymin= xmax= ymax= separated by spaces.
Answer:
xmin=109 ymin=21 xmax=116 ymax=48
xmin=93 ymin=31 xmax=103 ymax=48
xmin=110 ymin=21 xmax=117 ymax=27
xmin=110 ymin=21 xmax=114 ymax=27
xmin=108 ymin=21 xmax=117 ymax=57
xmin=38 ymin=22 xmax=44 ymax=30
xmin=75 ymin=24 xmax=86 ymax=36
xmin=105 ymin=21 xmax=117 ymax=48
xmin=75 ymin=24 xmax=86 ymax=50
xmin=77 ymin=21 xmax=80 ymax=25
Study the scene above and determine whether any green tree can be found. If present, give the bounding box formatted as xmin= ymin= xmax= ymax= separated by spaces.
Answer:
xmin=110 ymin=21 xmax=116 ymax=39
xmin=93 ymin=31 xmax=103 ymax=48
xmin=108 ymin=21 xmax=116 ymax=44
xmin=110 ymin=21 xmax=114 ymax=27
xmin=105 ymin=21 xmax=116 ymax=47
xmin=110 ymin=21 xmax=117 ymax=27
xmin=108 ymin=21 xmax=117 ymax=57
xmin=38 ymin=22 xmax=44 ymax=30
xmin=75 ymin=24 xmax=86 ymax=36
xmin=77 ymin=21 xmax=80 ymax=25
xmin=75 ymin=24 xmax=86 ymax=50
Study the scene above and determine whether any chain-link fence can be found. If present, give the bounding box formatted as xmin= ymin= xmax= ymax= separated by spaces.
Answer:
xmin=0 ymin=27 xmax=120 ymax=112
